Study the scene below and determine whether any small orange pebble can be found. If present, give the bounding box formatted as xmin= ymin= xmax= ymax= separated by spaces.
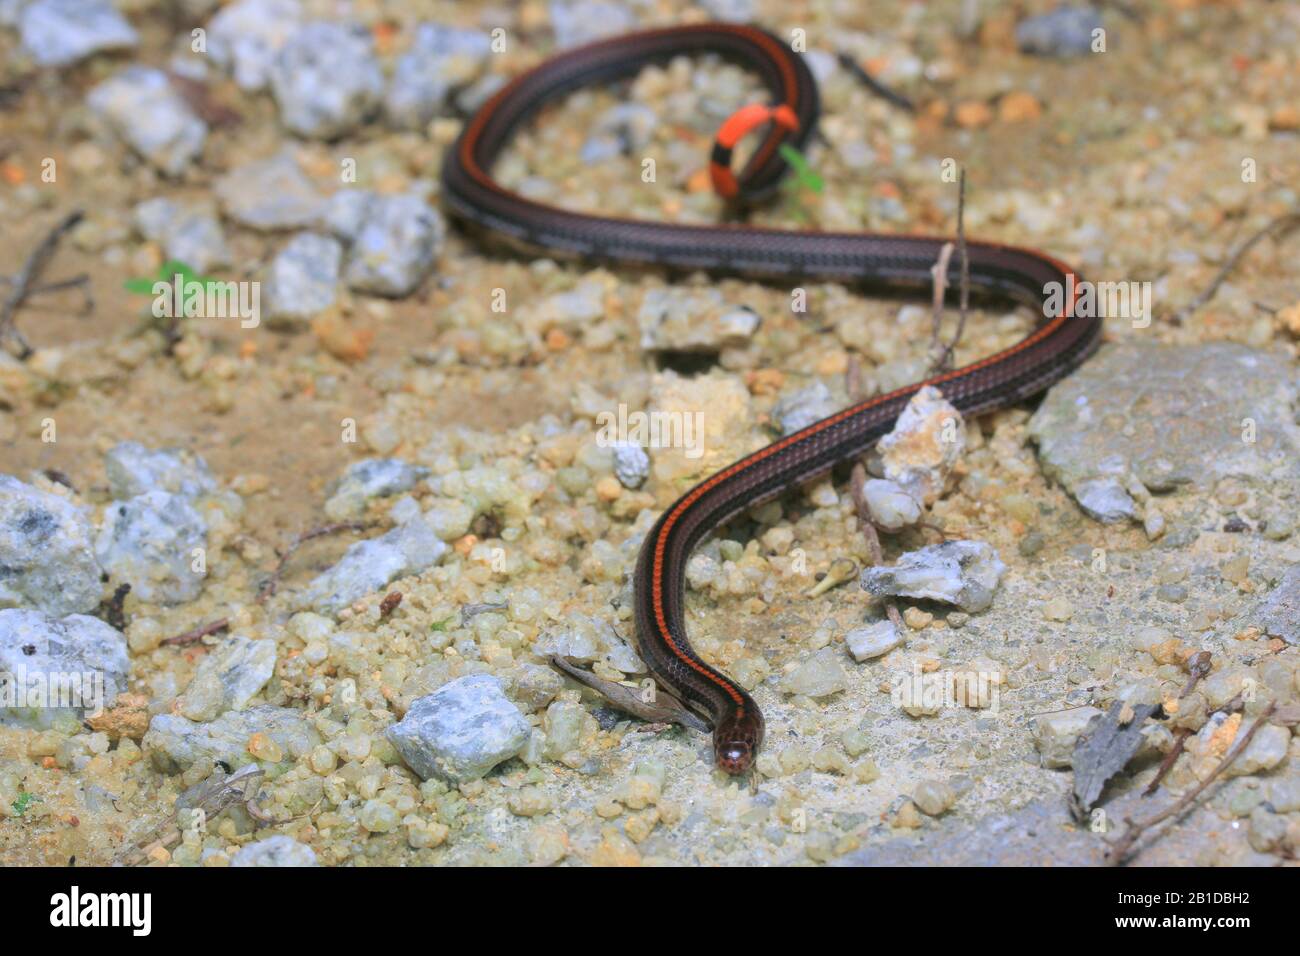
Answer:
xmin=687 ymin=167 xmax=712 ymax=193
xmin=1268 ymin=638 xmax=1285 ymax=654
xmin=998 ymin=90 xmax=1041 ymax=123
xmin=2 ymin=163 xmax=24 ymax=185
xmin=454 ymin=533 xmax=478 ymax=555
xmin=544 ymin=327 xmax=570 ymax=351
xmin=311 ymin=312 xmax=375 ymax=362
xmin=919 ymin=658 xmax=941 ymax=673
xmin=744 ymin=368 xmax=785 ymax=395
xmin=660 ymin=198 xmax=682 ymax=217
xmin=1269 ymin=105 xmax=1300 ymax=131
xmin=873 ymin=180 xmax=901 ymax=200
xmin=815 ymin=350 xmax=848 ymax=376
xmin=955 ymin=100 xmax=993 ymax=128
xmin=1150 ymin=638 xmax=1187 ymax=666
xmin=42 ymin=756 xmax=57 ymax=769
xmin=238 ymin=338 xmax=257 ymax=360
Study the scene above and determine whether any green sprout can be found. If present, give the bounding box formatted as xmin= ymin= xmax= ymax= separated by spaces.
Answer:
xmin=778 ymin=143 xmax=824 ymax=194
xmin=11 ymin=791 xmax=41 ymax=817
xmin=123 ymin=259 xmax=219 ymax=296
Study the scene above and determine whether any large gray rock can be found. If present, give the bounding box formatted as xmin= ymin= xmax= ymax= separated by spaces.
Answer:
xmin=0 ymin=608 xmax=129 ymax=728
xmin=207 ymin=0 xmax=304 ymax=92
xmin=104 ymin=441 xmax=217 ymax=500
xmin=178 ymin=635 xmax=277 ymax=721
xmin=0 ymin=476 xmax=102 ymax=616
xmin=386 ymin=674 xmax=530 ymax=782
xmin=269 ymin=21 xmax=384 ymax=139
xmin=341 ymin=193 xmax=445 ymax=297
xmin=143 ymin=705 xmax=319 ymax=773
xmin=296 ymin=517 xmax=445 ymax=615
xmin=1029 ymin=343 xmax=1300 ymax=523
xmin=860 ymin=540 xmax=1006 ymax=613
xmin=87 ymin=67 xmax=207 ymax=176
xmin=95 ymin=490 xmax=208 ymax=604
xmin=18 ymin=0 xmax=137 ymax=67
xmin=264 ymin=232 xmax=342 ymax=324
xmin=384 ymin=23 xmax=491 ymax=130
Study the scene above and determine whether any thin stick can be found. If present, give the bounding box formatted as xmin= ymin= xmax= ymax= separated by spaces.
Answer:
xmin=836 ymin=52 xmax=916 ymax=113
xmin=929 ymin=170 xmax=971 ymax=373
xmin=928 ymin=241 xmax=954 ymax=368
xmin=256 ymin=520 xmax=373 ymax=603
xmin=161 ymin=617 xmax=229 ymax=647
xmin=1106 ymin=701 xmax=1277 ymax=865
xmin=0 ymin=210 xmax=85 ymax=358
xmin=1172 ymin=210 xmax=1300 ymax=325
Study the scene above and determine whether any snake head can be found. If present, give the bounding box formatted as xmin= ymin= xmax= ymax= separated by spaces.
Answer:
xmin=713 ymin=708 xmax=764 ymax=776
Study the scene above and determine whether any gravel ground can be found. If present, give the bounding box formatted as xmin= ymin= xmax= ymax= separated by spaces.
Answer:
xmin=0 ymin=0 xmax=1298 ymax=867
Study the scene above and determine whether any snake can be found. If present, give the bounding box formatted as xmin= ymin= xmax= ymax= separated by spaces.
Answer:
xmin=442 ymin=22 xmax=1102 ymax=775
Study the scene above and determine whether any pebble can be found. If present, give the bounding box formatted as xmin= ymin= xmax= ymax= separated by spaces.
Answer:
xmin=104 ymin=442 xmax=217 ymax=500
xmin=0 ymin=475 xmax=103 ymax=616
xmin=1042 ymin=597 xmax=1074 ymax=622
xmin=610 ymin=441 xmax=650 ymax=489
xmin=178 ymin=636 xmax=277 ymax=721
xmin=769 ymin=381 xmax=836 ymax=437
xmin=341 ymin=193 xmax=446 ymax=297
xmin=269 ymin=21 xmax=385 ymax=139
xmin=845 ymin=619 xmax=903 ymax=662
xmin=230 ymin=834 xmax=318 ymax=866
xmin=781 ymin=647 xmax=849 ymax=698
xmin=861 ymin=478 xmax=922 ymax=532
xmin=876 ymin=386 xmax=964 ymax=506
xmin=637 ymin=288 xmax=760 ymax=354
xmin=1256 ymin=565 xmax=1300 ymax=646
xmin=215 ymin=149 xmax=326 ymax=231
xmin=0 ymin=609 xmax=129 ymax=728
xmin=132 ymin=199 xmax=231 ymax=275
xmin=264 ymin=232 xmax=343 ymax=324
xmin=95 ymin=490 xmax=208 ymax=604
xmin=143 ymin=706 xmax=319 ymax=773
xmin=1016 ymin=6 xmax=1103 ymax=57
xmin=207 ymin=0 xmax=304 ymax=92
xmin=912 ymin=779 xmax=957 ymax=816
xmin=323 ymin=458 xmax=430 ymax=521
xmin=296 ymin=516 xmax=446 ymax=615
xmin=384 ymin=23 xmax=491 ymax=130
xmin=18 ymin=0 xmax=137 ymax=68
xmin=549 ymin=0 xmax=637 ymax=48
xmin=385 ymin=674 xmax=531 ymax=783
xmin=1031 ymin=706 xmax=1101 ymax=769
xmin=88 ymin=67 xmax=208 ymax=176
xmin=860 ymin=540 xmax=1006 ymax=613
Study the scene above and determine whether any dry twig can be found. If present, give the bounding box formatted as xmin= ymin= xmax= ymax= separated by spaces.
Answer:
xmin=1172 ymin=209 xmax=1300 ymax=325
xmin=161 ymin=617 xmax=230 ymax=647
xmin=1106 ymin=701 xmax=1277 ymax=865
xmin=0 ymin=210 xmax=86 ymax=358
xmin=255 ymin=520 xmax=373 ymax=603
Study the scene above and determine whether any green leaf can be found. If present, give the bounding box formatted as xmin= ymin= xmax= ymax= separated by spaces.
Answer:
xmin=778 ymin=143 xmax=824 ymax=194
xmin=123 ymin=278 xmax=158 ymax=294
xmin=11 ymin=791 xmax=40 ymax=816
